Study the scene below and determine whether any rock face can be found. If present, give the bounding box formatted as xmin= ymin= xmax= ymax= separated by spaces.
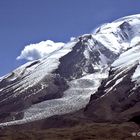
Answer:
xmin=1 ymin=14 xmax=140 ymax=126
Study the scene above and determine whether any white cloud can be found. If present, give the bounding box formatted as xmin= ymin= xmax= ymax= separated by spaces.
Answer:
xmin=91 ymin=23 xmax=108 ymax=34
xmin=70 ymin=37 xmax=76 ymax=41
xmin=17 ymin=40 xmax=65 ymax=61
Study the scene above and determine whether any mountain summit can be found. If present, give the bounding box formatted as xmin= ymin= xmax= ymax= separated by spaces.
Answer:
xmin=0 ymin=14 xmax=140 ymax=127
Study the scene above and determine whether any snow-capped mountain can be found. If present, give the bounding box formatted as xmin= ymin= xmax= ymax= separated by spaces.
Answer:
xmin=1 ymin=14 xmax=140 ymax=126
xmin=85 ymin=36 xmax=140 ymax=122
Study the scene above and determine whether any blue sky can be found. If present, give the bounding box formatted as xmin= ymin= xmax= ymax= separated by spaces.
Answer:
xmin=1 ymin=0 xmax=140 ymax=76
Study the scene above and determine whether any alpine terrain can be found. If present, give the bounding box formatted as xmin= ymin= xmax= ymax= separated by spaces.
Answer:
xmin=1 ymin=14 xmax=140 ymax=140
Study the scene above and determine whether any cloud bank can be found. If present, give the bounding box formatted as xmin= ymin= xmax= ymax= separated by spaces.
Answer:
xmin=17 ymin=40 xmax=65 ymax=61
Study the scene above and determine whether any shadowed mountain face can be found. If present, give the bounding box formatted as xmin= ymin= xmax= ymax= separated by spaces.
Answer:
xmin=1 ymin=14 xmax=140 ymax=129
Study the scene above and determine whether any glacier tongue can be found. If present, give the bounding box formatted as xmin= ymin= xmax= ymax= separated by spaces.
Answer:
xmin=0 ymin=72 xmax=108 ymax=126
